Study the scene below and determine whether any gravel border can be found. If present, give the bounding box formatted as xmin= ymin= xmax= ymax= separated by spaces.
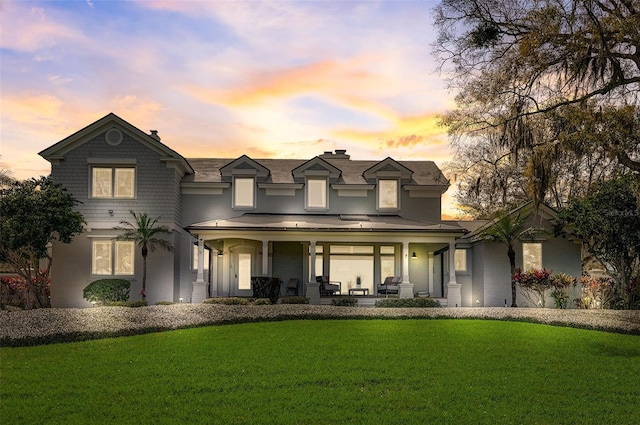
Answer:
xmin=1 ymin=304 xmax=639 ymax=347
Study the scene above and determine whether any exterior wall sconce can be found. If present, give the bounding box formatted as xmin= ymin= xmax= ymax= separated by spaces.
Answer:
xmin=108 ymin=209 xmax=114 ymax=216
xmin=411 ymin=252 xmax=417 ymax=259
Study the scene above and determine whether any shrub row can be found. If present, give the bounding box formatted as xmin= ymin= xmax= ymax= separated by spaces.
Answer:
xmin=375 ymin=298 xmax=441 ymax=308
xmin=280 ymin=296 xmax=310 ymax=304
xmin=203 ymin=297 xmax=273 ymax=305
xmin=331 ymin=297 xmax=358 ymax=307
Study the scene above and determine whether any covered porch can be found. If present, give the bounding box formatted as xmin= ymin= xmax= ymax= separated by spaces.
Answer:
xmin=186 ymin=214 xmax=465 ymax=306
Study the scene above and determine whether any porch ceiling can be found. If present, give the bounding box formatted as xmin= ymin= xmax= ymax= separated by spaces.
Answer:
xmin=186 ymin=213 xmax=466 ymax=233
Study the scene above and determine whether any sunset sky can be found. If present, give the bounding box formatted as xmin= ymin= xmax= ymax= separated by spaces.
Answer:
xmin=0 ymin=0 xmax=460 ymax=216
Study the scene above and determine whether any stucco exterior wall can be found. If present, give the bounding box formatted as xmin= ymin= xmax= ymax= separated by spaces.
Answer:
xmin=49 ymin=232 xmax=177 ymax=308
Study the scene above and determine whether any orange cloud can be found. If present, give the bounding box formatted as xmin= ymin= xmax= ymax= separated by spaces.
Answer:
xmin=332 ymin=112 xmax=447 ymax=148
xmin=180 ymin=56 xmax=396 ymax=115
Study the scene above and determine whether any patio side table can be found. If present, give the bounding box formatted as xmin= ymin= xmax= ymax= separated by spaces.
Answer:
xmin=348 ymin=288 xmax=369 ymax=296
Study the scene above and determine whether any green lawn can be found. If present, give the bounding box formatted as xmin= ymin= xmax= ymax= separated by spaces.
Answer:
xmin=1 ymin=320 xmax=639 ymax=424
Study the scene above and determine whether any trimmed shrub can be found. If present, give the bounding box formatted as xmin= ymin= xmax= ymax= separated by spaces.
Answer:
xmin=331 ymin=297 xmax=358 ymax=307
xmin=203 ymin=297 xmax=250 ymax=305
xmin=375 ymin=298 xmax=441 ymax=308
xmin=105 ymin=301 xmax=148 ymax=308
xmin=83 ymin=279 xmax=130 ymax=305
xmin=250 ymin=298 xmax=272 ymax=305
xmin=155 ymin=301 xmax=176 ymax=305
xmin=251 ymin=277 xmax=281 ymax=304
xmin=280 ymin=296 xmax=310 ymax=304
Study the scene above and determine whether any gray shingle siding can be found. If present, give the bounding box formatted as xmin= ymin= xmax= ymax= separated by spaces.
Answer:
xmin=52 ymin=131 xmax=182 ymax=224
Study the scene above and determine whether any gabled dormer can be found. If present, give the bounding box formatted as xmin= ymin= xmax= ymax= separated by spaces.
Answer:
xmin=220 ymin=155 xmax=270 ymax=210
xmin=363 ymin=157 xmax=413 ymax=212
xmin=219 ymin=155 xmax=270 ymax=181
xmin=292 ymin=157 xmax=342 ymax=211
xmin=362 ymin=157 xmax=413 ymax=182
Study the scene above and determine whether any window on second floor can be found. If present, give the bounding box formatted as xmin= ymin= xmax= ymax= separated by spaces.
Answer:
xmin=306 ymin=178 xmax=327 ymax=209
xmin=378 ymin=179 xmax=398 ymax=210
xmin=92 ymin=240 xmax=135 ymax=275
xmin=522 ymin=242 xmax=542 ymax=270
xmin=234 ymin=177 xmax=255 ymax=209
xmin=92 ymin=167 xmax=135 ymax=198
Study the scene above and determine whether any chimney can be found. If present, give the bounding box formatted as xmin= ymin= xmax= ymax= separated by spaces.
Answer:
xmin=150 ymin=130 xmax=160 ymax=141
xmin=319 ymin=149 xmax=350 ymax=159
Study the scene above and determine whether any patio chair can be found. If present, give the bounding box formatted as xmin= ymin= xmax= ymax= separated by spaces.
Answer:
xmin=377 ymin=276 xmax=400 ymax=295
xmin=316 ymin=275 xmax=341 ymax=296
xmin=285 ymin=278 xmax=300 ymax=296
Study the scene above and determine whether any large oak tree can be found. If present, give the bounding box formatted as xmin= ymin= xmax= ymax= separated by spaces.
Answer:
xmin=434 ymin=0 xmax=640 ymax=170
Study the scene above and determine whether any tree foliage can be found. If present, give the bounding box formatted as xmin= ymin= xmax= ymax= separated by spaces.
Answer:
xmin=113 ymin=211 xmax=173 ymax=301
xmin=434 ymin=0 xmax=640 ymax=213
xmin=0 ymin=177 xmax=85 ymax=308
xmin=434 ymin=0 xmax=639 ymax=120
xmin=556 ymin=174 xmax=640 ymax=309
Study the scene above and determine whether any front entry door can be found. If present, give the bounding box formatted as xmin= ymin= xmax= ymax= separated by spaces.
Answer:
xmin=233 ymin=247 xmax=254 ymax=296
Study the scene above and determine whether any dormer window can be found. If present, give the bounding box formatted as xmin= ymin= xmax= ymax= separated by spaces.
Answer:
xmin=234 ymin=177 xmax=255 ymax=209
xmin=306 ymin=178 xmax=327 ymax=210
xmin=378 ymin=179 xmax=398 ymax=210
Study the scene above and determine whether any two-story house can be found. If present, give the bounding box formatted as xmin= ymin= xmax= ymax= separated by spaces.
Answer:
xmin=38 ymin=113 xmax=582 ymax=308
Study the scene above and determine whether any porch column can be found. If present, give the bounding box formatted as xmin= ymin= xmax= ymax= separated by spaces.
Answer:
xmin=399 ymin=241 xmax=414 ymax=298
xmin=428 ymin=252 xmax=434 ymax=296
xmin=191 ymin=237 xmax=208 ymax=303
xmin=447 ymin=241 xmax=462 ymax=307
xmin=262 ymin=240 xmax=269 ymax=276
xmin=211 ymin=248 xmax=219 ymax=297
xmin=306 ymin=241 xmax=320 ymax=305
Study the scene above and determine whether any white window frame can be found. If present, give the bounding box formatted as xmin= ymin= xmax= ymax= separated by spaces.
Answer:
xmin=233 ymin=177 xmax=255 ymax=209
xmin=306 ymin=178 xmax=327 ymax=210
xmin=91 ymin=167 xmax=136 ymax=199
xmin=378 ymin=179 xmax=398 ymax=210
xmin=92 ymin=240 xmax=135 ymax=276
xmin=522 ymin=242 xmax=542 ymax=271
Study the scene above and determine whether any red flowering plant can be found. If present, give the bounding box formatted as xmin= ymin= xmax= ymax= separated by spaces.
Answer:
xmin=0 ymin=271 xmax=50 ymax=310
xmin=512 ymin=268 xmax=553 ymax=307
xmin=575 ymin=275 xmax=616 ymax=309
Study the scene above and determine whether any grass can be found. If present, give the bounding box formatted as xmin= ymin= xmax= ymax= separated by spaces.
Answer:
xmin=1 ymin=319 xmax=639 ymax=424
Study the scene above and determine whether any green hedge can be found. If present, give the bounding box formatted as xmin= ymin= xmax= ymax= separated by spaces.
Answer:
xmin=83 ymin=279 xmax=130 ymax=305
xmin=331 ymin=297 xmax=358 ymax=307
xmin=280 ymin=296 xmax=310 ymax=304
xmin=375 ymin=298 xmax=441 ymax=308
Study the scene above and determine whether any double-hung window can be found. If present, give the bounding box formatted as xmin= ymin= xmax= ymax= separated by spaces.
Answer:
xmin=234 ymin=177 xmax=255 ymax=209
xmin=378 ymin=179 xmax=398 ymax=210
xmin=92 ymin=167 xmax=135 ymax=198
xmin=92 ymin=240 xmax=135 ymax=275
xmin=306 ymin=178 xmax=327 ymax=209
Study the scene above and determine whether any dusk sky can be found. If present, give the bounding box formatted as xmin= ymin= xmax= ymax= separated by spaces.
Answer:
xmin=1 ymin=0 xmax=459 ymax=215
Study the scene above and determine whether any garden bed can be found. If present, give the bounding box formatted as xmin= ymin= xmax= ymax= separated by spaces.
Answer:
xmin=1 ymin=304 xmax=639 ymax=347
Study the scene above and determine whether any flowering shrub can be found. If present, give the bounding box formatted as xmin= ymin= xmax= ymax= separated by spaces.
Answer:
xmin=550 ymin=273 xmax=576 ymax=309
xmin=0 ymin=272 xmax=51 ymax=310
xmin=575 ymin=276 xmax=617 ymax=309
xmin=513 ymin=268 xmax=553 ymax=307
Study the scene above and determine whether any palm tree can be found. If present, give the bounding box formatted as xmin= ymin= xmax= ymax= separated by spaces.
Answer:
xmin=114 ymin=211 xmax=173 ymax=301
xmin=480 ymin=211 xmax=530 ymax=307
